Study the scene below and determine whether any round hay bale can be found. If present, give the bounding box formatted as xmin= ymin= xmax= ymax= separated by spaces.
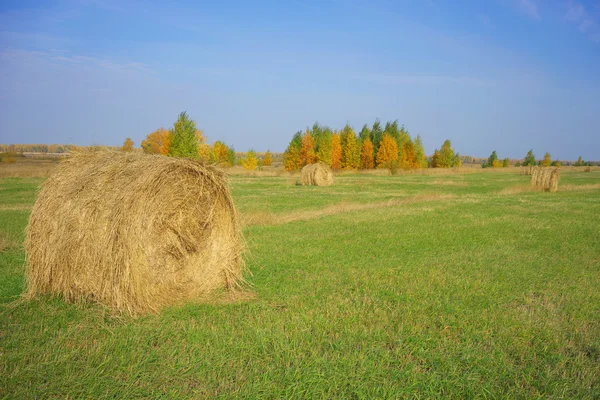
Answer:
xmin=530 ymin=166 xmax=560 ymax=192
xmin=25 ymin=151 xmax=245 ymax=314
xmin=530 ymin=166 xmax=540 ymax=187
xmin=540 ymin=168 xmax=552 ymax=190
xmin=300 ymin=162 xmax=333 ymax=186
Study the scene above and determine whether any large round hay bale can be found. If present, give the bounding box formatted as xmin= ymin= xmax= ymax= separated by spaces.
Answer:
xmin=25 ymin=151 xmax=245 ymax=314
xmin=300 ymin=162 xmax=333 ymax=186
xmin=530 ymin=166 xmax=560 ymax=192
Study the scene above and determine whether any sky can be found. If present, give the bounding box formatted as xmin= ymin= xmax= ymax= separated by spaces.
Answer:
xmin=0 ymin=0 xmax=599 ymax=159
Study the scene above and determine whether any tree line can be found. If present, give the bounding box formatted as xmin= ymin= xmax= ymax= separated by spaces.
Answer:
xmin=282 ymin=121 xmax=461 ymax=172
xmin=0 ymin=144 xmax=76 ymax=153
xmin=2 ymin=114 xmax=598 ymax=169
xmin=128 ymin=112 xmax=273 ymax=169
xmin=481 ymin=150 xmax=596 ymax=168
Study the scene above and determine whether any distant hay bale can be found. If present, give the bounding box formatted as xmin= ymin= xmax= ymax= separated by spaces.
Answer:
xmin=301 ymin=163 xmax=333 ymax=186
xmin=530 ymin=166 xmax=560 ymax=192
xmin=25 ymin=151 xmax=245 ymax=314
xmin=522 ymin=166 xmax=534 ymax=175
xmin=584 ymin=166 xmax=591 ymax=173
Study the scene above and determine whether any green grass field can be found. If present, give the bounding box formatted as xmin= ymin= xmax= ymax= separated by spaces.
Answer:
xmin=1 ymin=168 xmax=599 ymax=398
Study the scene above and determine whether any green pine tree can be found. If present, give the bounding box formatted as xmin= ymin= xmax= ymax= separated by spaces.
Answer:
xmin=168 ymin=112 xmax=199 ymax=158
xmin=523 ymin=150 xmax=536 ymax=167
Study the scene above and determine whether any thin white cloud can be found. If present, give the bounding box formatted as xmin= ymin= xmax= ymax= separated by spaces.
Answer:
xmin=0 ymin=49 xmax=155 ymax=75
xmin=518 ymin=0 xmax=540 ymax=20
xmin=566 ymin=0 xmax=600 ymax=43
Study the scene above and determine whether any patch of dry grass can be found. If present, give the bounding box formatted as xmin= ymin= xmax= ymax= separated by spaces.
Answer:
xmin=0 ymin=159 xmax=59 ymax=178
xmin=0 ymin=204 xmax=34 ymax=211
xmin=499 ymin=182 xmax=600 ymax=195
xmin=558 ymin=183 xmax=600 ymax=191
xmin=226 ymin=166 xmax=290 ymax=177
xmin=428 ymin=179 xmax=468 ymax=186
xmin=340 ymin=167 xmax=481 ymax=177
xmin=241 ymin=193 xmax=455 ymax=226
xmin=498 ymin=185 xmax=536 ymax=195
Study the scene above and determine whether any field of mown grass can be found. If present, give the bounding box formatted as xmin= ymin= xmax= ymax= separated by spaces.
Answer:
xmin=1 ymin=165 xmax=599 ymax=398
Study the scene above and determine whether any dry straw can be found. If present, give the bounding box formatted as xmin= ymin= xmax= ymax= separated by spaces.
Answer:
xmin=301 ymin=163 xmax=334 ymax=186
xmin=25 ymin=150 xmax=246 ymax=314
xmin=530 ymin=166 xmax=559 ymax=192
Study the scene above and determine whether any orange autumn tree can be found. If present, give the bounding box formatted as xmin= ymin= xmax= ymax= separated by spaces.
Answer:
xmin=121 ymin=137 xmax=134 ymax=152
xmin=361 ymin=137 xmax=374 ymax=169
xmin=141 ymin=128 xmax=170 ymax=155
xmin=331 ymin=132 xmax=342 ymax=171
xmin=300 ymin=130 xmax=317 ymax=166
xmin=376 ymin=134 xmax=398 ymax=169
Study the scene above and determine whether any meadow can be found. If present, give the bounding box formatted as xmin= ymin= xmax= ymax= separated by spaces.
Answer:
xmin=1 ymin=162 xmax=599 ymax=398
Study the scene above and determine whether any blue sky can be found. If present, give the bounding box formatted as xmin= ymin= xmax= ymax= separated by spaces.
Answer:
xmin=0 ymin=0 xmax=599 ymax=159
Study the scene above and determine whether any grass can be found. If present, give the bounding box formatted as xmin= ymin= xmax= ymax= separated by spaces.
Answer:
xmin=1 ymin=166 xmax=599 ymax=398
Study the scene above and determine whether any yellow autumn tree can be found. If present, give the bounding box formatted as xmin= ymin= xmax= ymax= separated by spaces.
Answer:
xmin=398 ymin=140 xmax=418 ymax=170
xmin=361 ymin=137 xmax=374 ymax=169
xmin=141 ymin=128 xmax=170 ymax=155
xmin=331 ymin=132 xmax=342 ymax=171
xmin=121 ymin=137 xmax=134 ymax=152
xmin=211 ymin=141 xmax=230 ymax=164
xmin=376 ymin=134 xmax=398 ymax=168
xmin=242 ymin=149 xmax=258 ymax=170
xmin=263 ymin=150 xmax=272 ymax=166
xmin=542 ymin=152 xmax=551 ymax=167
xmin=283 ymin=144 xmax=301 ymax=171
xmin=342 ymin=128 xmax=360 ymax=169
xmin=300 ymin=130 xmax=317 ymax=166
xmin=196 ymin=129 xmax=210 ymax=161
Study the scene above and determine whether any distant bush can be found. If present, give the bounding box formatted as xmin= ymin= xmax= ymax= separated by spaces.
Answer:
xmin=0 ymin=152 xmax=18 ymax=163
xmin=121 ymin=138 xmax=134 ymax=152
xmin=263 ymin=150 xmax=272 ymax=166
